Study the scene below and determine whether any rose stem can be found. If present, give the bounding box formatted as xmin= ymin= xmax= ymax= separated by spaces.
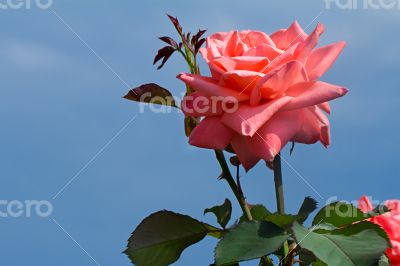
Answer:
xmin=273 ymin=153 xmax=290 ymax=265
xmin=215 ymin=150 xmax=253 ymax=221
xmin=273 ymin=154 xmax=285 ymax=214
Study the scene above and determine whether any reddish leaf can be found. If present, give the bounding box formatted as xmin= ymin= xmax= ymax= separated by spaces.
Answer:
xmin=153 ymin=46 xmax=175 ymax=69
xmin=123 ymin=83 xmax=177 ymax=107
xmin=159 ymin=36 xmax=178 ymax=48
xmin=195 ymin=38 xmax=206 ymax=54
xmin=193 ymin=29 xmax=207 ymax=43
xmin=167 ymin=14 xmax=182 ymax=34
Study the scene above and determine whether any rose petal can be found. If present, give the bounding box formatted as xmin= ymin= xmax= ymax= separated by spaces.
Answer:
xmin=243 ymin=43 xmax=283 ymax=60
xmin=208 ymin=32 xmax=229 ymax=42
xmin=250 ymin=60 xmax=308 ymax=105
xmin=181 ymin=92 xmax=224 ymax=117
xmin=221 ymin=96 xmax=293 ymax=137
xmin=222 ymin=31 xmax=247 ymax=57
xmin=358 ymin=196 xmax=374 ymax=212
xmin=241 ymin=30 xmax=276 ymax=48
xmin=306 ymin=41 xmax=346 ymax=81
xmin=263 ymin=42 xmax=301 ymax=73
xmin=296 ymin=23 xmax=325 ymax=63
xmin=231 ymin=56 xmax=270 ymax=72
xmin=318 ymin=102 xmax=331 ymax=114
xmin=203 ymin=38 xmax=224 ymax=61
xmin=189 ymin=116 xmax=234 ymax=150
xmin=291 ymin=107 xmax=330 ymax=147
xmin=248 ymin=110 xmax=304 ymax=162
xmin=219 ymin=70 xmax=264 ymax=94
xmin=283 ymin=81 xmax=348 ymax=111
xmin=271 ymin=21 xmax=307 ymax=50
xmin=208 ymin=57 xmax=236 ymax=79
xmin=231 ymin=134 xmax=260 ymax=172
xmin=313 ymin=107 xmax=331 ymax=146
xmin=177 ymin=73 xmax=250 ymax=102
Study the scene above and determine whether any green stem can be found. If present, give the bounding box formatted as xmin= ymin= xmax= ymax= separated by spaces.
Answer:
xmin=273 ymin=154 xmax=285 ymax=214
xmin=273 ymin=154 xmax=290 ymax=265
xmin=215 ymin=150 xmax=253 ymax=221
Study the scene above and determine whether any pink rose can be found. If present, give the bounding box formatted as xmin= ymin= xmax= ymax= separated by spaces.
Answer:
xmin=359 ymin=196 xmax=400 ymax=266
xmin=177 ymin=21 xmax=348 ymax=171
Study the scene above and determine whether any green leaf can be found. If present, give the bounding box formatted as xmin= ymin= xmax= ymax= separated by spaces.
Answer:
xmin=299 ymin=248 xmax=327 ymax=266
xmin=124 ymin=211 xmax=208 ymax=266
xmin=203 ymin=223 xmax=224 ymax=239
xmin=312 ymin=201 xmax=389 ymax=227
xmin=247 ymin=198 xmax=317 ymax=228
xmin=239 ymin=204 xmax=272 ymax=222
xmin=215 ymin=221 xmax=290 ymax=265
xmin=264 ymin=213 xmax=299 ymax=228
xmin=312 ymin=261 xmax=327 ymax=266
xmin=330 ymin=221 xmax=390 ymax=244
xmin=292 ymin=222 xmax=388 ymax=266
xmin=379 ymin=255 xmax=390 ymax=266
xmin=250 ymin=205 xmax=272 ymax=220
xmin=123 ymin=83 xmax=177 ymax=107
xmin=184 ymin=116 xmax=199 ymax=137
xmin=297 ymin=197 xmax=318 ymax=224
xmin=204 ymin=199 xmax=232 ymax=229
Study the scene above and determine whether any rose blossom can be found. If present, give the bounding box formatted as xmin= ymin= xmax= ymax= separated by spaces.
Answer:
xmin=359 ymin=196 xmax=400 ymax=265
xmin=178 ymin=21 xmax=348 ymax=171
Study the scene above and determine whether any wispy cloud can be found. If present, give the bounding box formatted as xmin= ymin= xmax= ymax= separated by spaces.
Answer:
xmin=0 ymin=39 xmax=69 ymax=70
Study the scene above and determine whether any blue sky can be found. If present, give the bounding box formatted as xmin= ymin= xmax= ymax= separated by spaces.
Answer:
xmin=0 ymin=0 xmax=399 ymax=265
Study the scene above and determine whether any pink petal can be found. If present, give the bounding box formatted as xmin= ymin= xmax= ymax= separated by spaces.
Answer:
xmin=271 ymin=21 xmax=307 ymax=50
xmin=231 ymin=56 xmax=270 ymax=72
xmin=283 ymin=81 xmax=348 ymax=111
xmin=388 ymin=241 xmax=400 ymax=266
xmin=263 ymin=42 xmax=301 ymax=73
xmin=181 ymin=92 xmax=224 ymax=117
xmin=231 ymin=134 xmax=260 ymax=172
xmin=221 ymin=96 xmax=293 ymax=137
xmin=291 ymin=107 xmax=330 ymax=147
xmin=241 ymin=30 xmax=276 ymax=48
xmin=222 ymin=31 xmax=247 ymax=57
xmin=358 ymin=196 xmax=374 ymax=212
xmin=177 ymin=73 xmax=250 ymax=102
xmin=208 ymin=32 xmax=230 ymax=42
xmin=247 ymin=110 xmax=304 ymax=162
xmin=208 ymin=57 xmax=236 ymax=79
xmin=243 ymin=43 xmax=283 ymax=60
xmin=250 ymin=60 xmax=308 ymax=105
xmin=313 ymin=107 xmax=331 ymax=147
xmin=199 ymin=47 xmax=208 ymax=62
xmin=318 ymin=102 xmax=331 ymax=114
xmin=203 ymin=38 xmax=224 ymax=61
xmin=189 ymin=116 xmax=234 ymax=150
xmin=386 ymin=200 xmax=400 ymax=213
xmin=211 ymin=56 xmax=270 ymax=75
xmin=219 ymin=70 xmax=264 ymax=94
xmin=296 ymin=23 xmax=325 ymax=63
xmin=306 ymin=41 xmax=346 ymax=81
